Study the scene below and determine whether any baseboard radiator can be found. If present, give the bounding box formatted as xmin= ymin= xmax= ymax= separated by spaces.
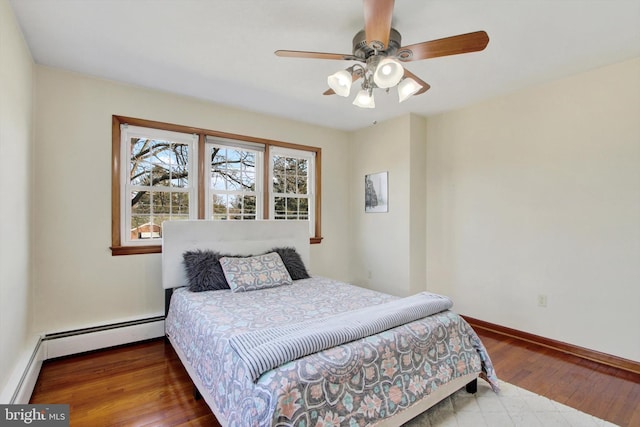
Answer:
xmin=5 ymin=316 xmax=165 ymax=404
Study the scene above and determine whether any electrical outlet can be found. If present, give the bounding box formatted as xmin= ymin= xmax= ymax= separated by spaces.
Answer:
xmin=537 ymin=294 xmax=548 ymax=308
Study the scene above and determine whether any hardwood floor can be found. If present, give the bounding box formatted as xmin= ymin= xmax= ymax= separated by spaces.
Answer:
xmin=476 ymin=328 xmax=640 ymax=427
xmin=30 ymin=330 xmax=640 ymax=426
xmin=30 ymin=338 xmax=219 ymax=427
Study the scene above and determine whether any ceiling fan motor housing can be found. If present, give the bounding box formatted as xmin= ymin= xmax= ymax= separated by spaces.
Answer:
xmin=352 ymin=28 xmax=403 ymax=60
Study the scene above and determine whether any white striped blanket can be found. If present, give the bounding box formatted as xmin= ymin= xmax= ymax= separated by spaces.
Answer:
xmin=229 ymin=292 xmax=453 ymax=381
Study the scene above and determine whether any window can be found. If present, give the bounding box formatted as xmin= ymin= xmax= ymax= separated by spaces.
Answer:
xmin=122 ymin=125 xmax=197 ymax=247
xmin=111 ymin=116 xmax=322 ymax=255
xmin=206 ymin=137 xmax=264 ymax=221
xmin=270 ymin=147 xmax=314 ymax=222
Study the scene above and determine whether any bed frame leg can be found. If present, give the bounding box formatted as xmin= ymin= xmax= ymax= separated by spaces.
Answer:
xmin=465 ymin=378 xmax=478 ymax=394
xmin=193 ymin=385 xmax=202 ymax=401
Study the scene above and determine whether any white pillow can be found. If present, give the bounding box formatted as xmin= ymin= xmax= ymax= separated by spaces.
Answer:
xmin=220 ymin=252 xmax=292 ymax=292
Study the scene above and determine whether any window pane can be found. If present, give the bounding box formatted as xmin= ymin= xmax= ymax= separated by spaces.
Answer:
xmin=228 ymin=194 xmax=241 ymax=219
xmin=212 ymin=147 xmax=226 ymax=165
xmin=241 ymin=171 xmax=256 ymax=190
xmin=130 ymin=138 xmax=189 ymax=188
xmin=152 ymin=192 xmax=171 ymax=214
xmin=285 ymin=169 xmax=296 ymax=193
xmin=171 ymin=193 xmax=190 ymax=216
xmin=225 ymin=171 xmax=244 ymax=191
xmin=273 ymin=155 xmax=285 ymax=172
xmin=130 ymin=215 xmax=150 ymax=231
xmin=213 ymin=194 xmax=228 ymax=217
xmin=130 ymin=218 xmax=161 ymax=240
xmin=297 ymin=159 xmax=308 ymax=194
xmin=210 ymin=170 xmax=227 ymax=190
xmin=131 ymin=191 xmax=150 ymax=214
xmin=242 ymin=153 xmax=256 ymax=170
xmin=243 ymin=195 xmax=256 ymax=215
xmin=297 ymin=177 xmax=307 ymax=195
xmin=299 ymin=159 xmax=308 ymax=174
xmin=171 ymin=162 xmax=189 ymax=188
xmin=287 ymin=198 xmax=299 ymax=219
xmin=130 ymin=159 xmax=149 ymax=186
xmin=299 ymin=198 xmax=309 ymax=219
xmin=272 ymin=156 xmax=285 ymax=193
xmin=151 ymin=164 xmax=169 ymax=187
xmin=272 ymin=172 xmax=284 ymax=193
xmin=226 ymin=150 xmax=242 ymax=169
xmin=286 ymin=157 xmax=297 ymax=174
xmin=129 ymin=138 xmax=148 ymax=185
xmin=274 ymin=196 xmax=286 ymax=219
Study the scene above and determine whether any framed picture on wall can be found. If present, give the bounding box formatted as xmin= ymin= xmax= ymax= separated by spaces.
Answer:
xmin=365 ymin=171 xmax=388 ymax=213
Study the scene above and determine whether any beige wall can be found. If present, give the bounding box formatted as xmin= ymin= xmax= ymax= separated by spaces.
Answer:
xmin=426 ymin=58 xmax=640 ymax=361
xmin=0 ymin=0 xmax=34 ymax=399
xmin=31 ymin=66 xmax=352 ymax=333
xmin=349 ymin=114 xmax=427 ymax=297
xmin=408 ymin=116 xmax=428 ymax=295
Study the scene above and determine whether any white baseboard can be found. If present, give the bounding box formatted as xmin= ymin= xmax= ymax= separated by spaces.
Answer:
xmin=44 ymin=317 xmax=165 ymax=359
xmin=0 ymin=336 xmax=44 ymax=404
xmin=1 ymin=317 xmax=165 ymax=404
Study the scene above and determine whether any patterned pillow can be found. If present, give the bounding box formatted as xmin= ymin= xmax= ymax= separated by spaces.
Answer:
xmin=220 ymin=252 xmax=293 ymax=292
xmin=269 ymin=247 xmax=310 ymax=280
xmin=182 ymin=250 xmax=231 ymax=292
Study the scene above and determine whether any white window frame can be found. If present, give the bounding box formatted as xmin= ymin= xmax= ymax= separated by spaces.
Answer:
xmin=269 ymin=146 xmax=316 ymax=237
xmin=204 ymin=137 xmax=264 ymax=221
xmin=120 ymin=125 xmax=198 ymax=246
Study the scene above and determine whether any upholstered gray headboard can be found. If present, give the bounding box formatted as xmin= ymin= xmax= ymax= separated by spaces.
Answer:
xmin=161 ymin=220 xmax=311 ymax=289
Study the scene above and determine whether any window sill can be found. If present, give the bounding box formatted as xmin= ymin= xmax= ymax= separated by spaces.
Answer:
xmin=110 ymin=245 xmax=161 ymax=256
xmin=112 ymin=236 xmax=323 ymax=255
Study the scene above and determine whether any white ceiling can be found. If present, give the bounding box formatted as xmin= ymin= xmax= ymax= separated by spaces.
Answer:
xmin=9 ymin=0 xmax=640 ymax=131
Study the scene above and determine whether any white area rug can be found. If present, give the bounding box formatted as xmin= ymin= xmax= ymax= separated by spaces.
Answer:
xmin=403 ymin=380 xmax=618 ymax=427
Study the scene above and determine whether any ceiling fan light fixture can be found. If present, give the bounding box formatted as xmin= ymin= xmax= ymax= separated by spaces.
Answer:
xmin=398 ymin=77 xmax=423 ymax=102
xmin=327 ymin=69 xmax=352 ymax=97
xmin=353 ymin=89 xmax=375 ymax=108
xmin=373 ymin=58 xmax=404 ymax=88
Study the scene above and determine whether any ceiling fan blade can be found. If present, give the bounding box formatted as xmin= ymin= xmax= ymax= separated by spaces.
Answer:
xmin=398 ymin=30 xmax=489 ymax=62
xmin=363 ymin=0 xmax=395 ymax=49
xmin=324 ymin=68 xmax=363 ymax=95
xmin=275 ymin=50 xmax=359 ymax=61
xmin=403 ymin=68 xmax=430 ymax=95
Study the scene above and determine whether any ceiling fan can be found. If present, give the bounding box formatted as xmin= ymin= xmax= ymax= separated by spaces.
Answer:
xmin=275 ymin=0 xmax=489 ymax=108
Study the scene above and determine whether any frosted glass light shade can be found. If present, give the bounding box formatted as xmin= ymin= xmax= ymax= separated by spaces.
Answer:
xmin=327 ymin=70 xmax=352 ymax=97
xmin=373 ymin=58 xmax=404 ymax=88
xmin=352 ymin=89 xmax=375 ymax=108
xmin=397 ymin=77 xmax=423 ymax=102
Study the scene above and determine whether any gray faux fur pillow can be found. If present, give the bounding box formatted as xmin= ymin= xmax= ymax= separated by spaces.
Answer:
xmin=182 ymin=250 xmax=231 ymax=292
xmin=270 ymin=247 xmax=310 ymax=280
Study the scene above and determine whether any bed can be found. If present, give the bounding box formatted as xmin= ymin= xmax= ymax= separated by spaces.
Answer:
xmin=162 ymin=220 xmax=498 ymax=426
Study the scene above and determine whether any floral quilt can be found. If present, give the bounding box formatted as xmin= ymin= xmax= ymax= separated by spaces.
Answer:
xmin=165 ymin=277 xmax=498 ymax=427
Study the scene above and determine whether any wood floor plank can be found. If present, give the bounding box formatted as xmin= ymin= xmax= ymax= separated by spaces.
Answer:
xmin=31 ymin=339 xmax=219 ymax=427
xmin=30 ymin=331 xmax=640 ymax=426
xmin=475 ymin=328 xmax=640 ymax=426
